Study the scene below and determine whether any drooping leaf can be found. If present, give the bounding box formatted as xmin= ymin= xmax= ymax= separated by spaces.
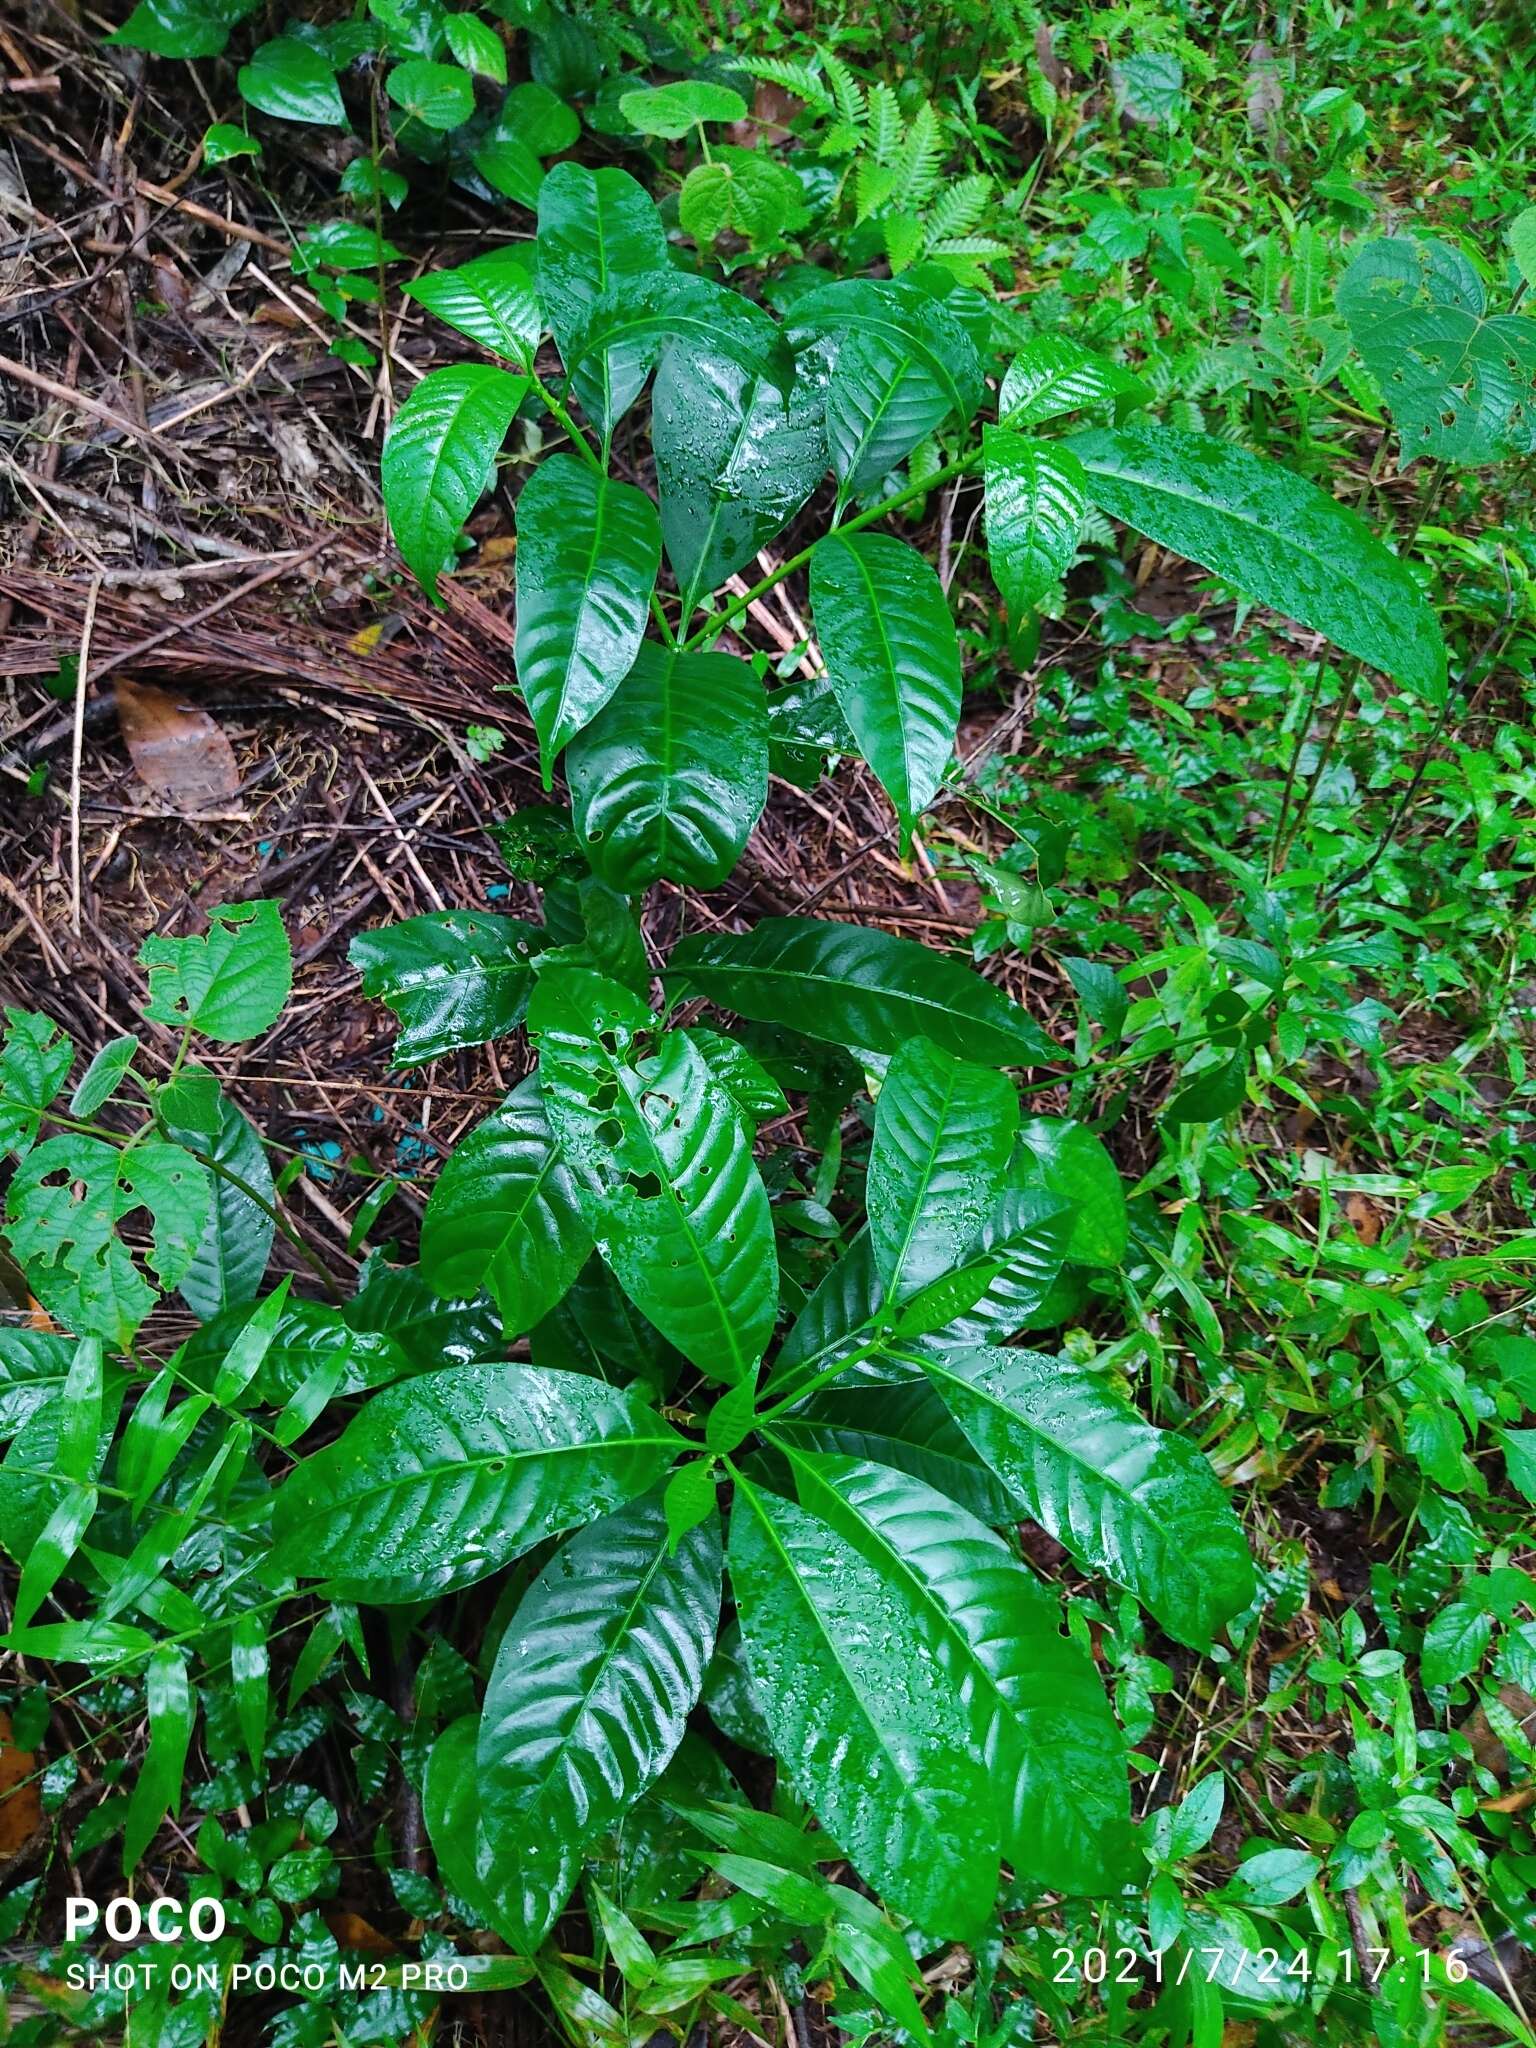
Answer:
xmin=1067 ymin=421 xmax=1448 ymax=702
xmin=419 ymin=1074 xmax=591 ymax=1333
xmin=270 ymin=1362 xmax=680 ymax=1601
xmin=236 ymin=35 xmax=345 ymax=122
xmin=1010 ymin=1119 xmax=1127 ymax=1268
xmin=162 ymin=1068 xmax=275 ymax=1318
xmin=921 ymin=1344 xmax=1255 ymax=1649
xmin=619 ymin=79 xmax=747 ymax=138
xmin=530 ymin=971 xmax=778 ymax=1383
xmin=381 ymin=364 xmax=529 ymax=598
xmin=513 ymin=455 xmax=661 ymax=783
xmin=140 ymin=901 xmax=291 ymax=1044
xmin=729 ymin=1472 xmax=999 ymax=1938
xmin=405 ymin=251 xmax=542 ymax=366
xmin=536 ymin=163 xmax=671 ymax=431
xmin=478 ymin=1489 xmax=722 ymax=1948
xmin=653 ymin=345 xmax=829 ymax=606
xmin=669 ymin=917 xmax=1056 ymax=1067
xmin=566 ymin=644 xmax=768 ymax=889
xmin=123 ymin=1648 xmax=193 ymax=1874
xmin=350 ymin=911 xmax=542 ymax=1066
xmin=982 ymin=427 xmax=1088 ymax=617
xmin=1336 ymin=235 xmax=1536 ymax=466
xmin=998 ymin=336 xmax=1149 ymax=429
xmin=779 ymin=1447 xmax=1131 ymax=1894
xmin=7 ymin=1138 xmax=211 ymax=1346
xmin=70 ymin=1035 xmax=138 ymax=1119
xmin=811 ymin=532 xmax=962 ymax=836
xmin=868 ymin=1038 xmax=1017 ymax=1304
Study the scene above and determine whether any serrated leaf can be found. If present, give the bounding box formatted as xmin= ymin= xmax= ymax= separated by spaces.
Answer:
xmin=140 ymin=900 xmax=291 ymax=1043
xmin=388 ymin=56 xmax=476 ymax=130
xmin=478 ymin=1490 xmax=720 ymax=1947
xmin=669 ymin=917 xmax=1056 ymax=1067
xmin=419 ymin=1073 xmax=591 ymax=1333
xmin=381 ymin=364 xmax=529 ymax=598
xmin=530 ymin=972 xmax=778 ymax=1382
xmin=513 ymin=455 xmax=661 ymax=783
xmin=1067 ymin=421 xmax=1448 ymax=702
xmin=653 ymin=345 xmax=828 ymax=606
xmin=921 ymin=1344 xmax=1255 ymax=1649
xmin=811 ymin=531 xmax=961 ymax=836
xmin=0 ymin=1010 xmax=73 ymax=1160
xmin=537 ymin=163 xmax=671 ymax=432
xmin=780 ymin=1447 xmax=1130 ymax=1894
xmin=983 ymin=427 xmax=1088 ymax=617
xmin=730 ymin=1472 xmax=999 ymax=1937
xmin=405 ymin=251 xmax=542 ymax=366
xmin=350 ymin=910 xmax=542 ymax=1066
xmin=566 ymin=643 xmax=768 ymax=890
xmin=271 ymin=1362 xmax=679 ymax=1600
xmin=868 ymin=1038 xmax=1016 ymax=1303
xmin=998 ymin=335 xmax=1150 ymax=428
xmin=237 ymin=36 xmax=346 ymax=124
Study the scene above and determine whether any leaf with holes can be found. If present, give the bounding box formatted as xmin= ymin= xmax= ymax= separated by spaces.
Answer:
xmin=811 ymin=532 xmax=961 ymax=836
xmin=381 ymin=365 xmax=529 ymax=599
xmin=669 ymin=918 xmax=1056 ymax=1068
xmin=566 ymin=644 xmax=768 ymax=890
xmin=529 ymin=969 xmax=778 ymax=1383
xmin=6 ymin=1137 xmax=211 ymax=1346
xmin=419 ymin=1074 xmax=591 ymax=1335
xmin=140 ymin=901 xmax=291 ymax=1044
xmin=351 ymin=911 xmax=543 ymax=1067
xmin=983 ymin=428 xmax=1088 ymax=618
xmin=478 ymin=1489 xmax=721 ymax=1948
xmin=921 ymin=1344 xmax=1255 ymax=1649
xmin=1067 ymin=421 xmax=1447 ymax=703
xmin=270 ymin=1362 xmax=680 ymax=1601
xmin=513 ymin=455 xmax=660 ymax=785
xmin=1336 ymin=235 xmax=1536 ymax=467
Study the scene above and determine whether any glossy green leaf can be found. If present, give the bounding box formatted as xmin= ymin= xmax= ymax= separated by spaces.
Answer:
xmin=472 ymin=136 xmax=546 ymax=207
xmin=919 ymin=1189 xmax=1077 ymax=1345
xmin=679 ymin=149 xmax=808 ymax=253
xmin=163 ymin=1069 xmax=275 ymax=1318
xmin=998 ymin=335 xmax=1149 ymax=429
xmin=669 ymin=917 xmax=1056 ymax=1068
xmin=405 ymin=251 xmax=542 ymax=366
xmin=786 ymin=279 xmax=985 ymax=448
xmin=350 ymin=910 xmax=542 ymax=1066
xmin=270 ymin=1362 xmax=680 ymax=1601
xmin=530 ymin=971 xmax=778 ymax=1381
xmin=419 ymin=1073 xmax=592 ymax=1333
xmin=868 ymin=1038 xmax=1016 ymax=1303
xmin=567 ymin=271 xmax=791 ymax=435
xmin=110 ymin=0 xmax=258 ymax=58
xmin=444 ymin=12 xmax=504 ymax=79
xmin=685 ymin=1028 xmax=788 ymax=1126
xmin=513 ymin=454 xmax=661 ymax=783
xmin=780 ymin=1447 xmax=1131 ymax=1893
xmin=236 ymin=35 xmax=345 ymax=122
xmin=921 ymin=1344 xmax=1256 ymax=1648
xmin=140 ymin=900 xmax=291 ymax=1044
xmin=530 ymin=1253 xmax=679 ymax=1400
xmin=778 ymin=1362 xmax=1015 ymax=1523
xmin=495 ymin=80 xmax=578 ymax=155
xmin=1067 ymin=421 xmax=1448 ymax=703
xmin=536 ymin=163 xmax=670 ymax=431
xmin=230 ymin=1610 xmax=269 ymax=1772
xmin=69 ymin=1036 xmax=138 ymax=1118
xmin=653 ymin=346 xmax=828 ymax=606
xmin=381 ymin=364 xmax=529 ymax=598
xmin=983 ymin=427 xmax=1088 ymax=617
xmin=478 ymin=1490 xmax=721 ymax=1948
xmin=7 ymin=1137 xmax=211 ymax=1345
xmin=566 ymin=643 xmax=768 ymax=889
xmin=0 ymin=1330 xmax=76 ymax=1440
xmin=123 ymin=1648 xmax=193 ymax=1874
xmin=729 ymin=1472 xmax=999 ymax=1937
xmin=387 ymin=57 xmax=476 ymax=130
xmin=1010 ymin=1118 xmax=1127 ymax=1268
xmin=811 ymin=531 xmax=961 ymax=835
xmin=619 ymin=79 xmax=747 ymax=138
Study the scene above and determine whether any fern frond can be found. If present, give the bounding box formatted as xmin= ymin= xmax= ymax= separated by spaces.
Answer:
xmin=923 ymin=172 xmax=992 ymax=245
xmin=738 ymin=55 xmax=835 ymax=116
xmin=892 ymin=101 xmax=943 ymax=211
xmin=819 ymin=46 xmax=867 ymax=132
xmin=866 ymin=82 xmax=902 ymax=164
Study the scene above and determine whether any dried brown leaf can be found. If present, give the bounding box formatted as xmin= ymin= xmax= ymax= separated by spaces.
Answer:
xmin=115 ymin=677 xmax=240 ymax=814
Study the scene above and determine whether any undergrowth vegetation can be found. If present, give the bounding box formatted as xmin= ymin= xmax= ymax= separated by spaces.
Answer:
xmin=1 ymin=1 xmax=1535 ymax=2045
